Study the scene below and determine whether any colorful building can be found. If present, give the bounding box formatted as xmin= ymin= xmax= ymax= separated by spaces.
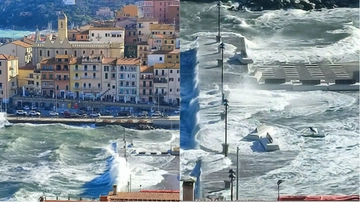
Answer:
xmin=139 ymin=65 xmax=154 ymax=103
xmin=149 ymin=23 xmax=175 ymax=37
xmin=32 ymin=12 xmax=124 ymax=65
xmin=116 ymin=4 xmax=139 ymax=18
xmin=77 ymin=55 xmax=103 ymax=99
xmin=17 ymin=64 xmax=41 ymax=96
xmin=0 ymin=54 xmax=18 ymax=103
xmin=137 ymin=42 xmax=150 ymax=65
xmin=101 ymin=57 xmax=117 ymax=102
xmin=137 ymin=18 xmax=159 ymax=42
xmin=142 ymin=0 xmax=180 ymax=23
xmin=116 ymin=58 xmax=141 ymax=103
xmin=153 ymin=63 xmax=169 ymax=104
xmin=0 ymin=40 xmax=32 ymax=67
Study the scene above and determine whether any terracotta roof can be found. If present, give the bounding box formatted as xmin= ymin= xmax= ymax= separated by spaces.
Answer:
xmin=102 ymin=57 xmax=117 ymax=65
xmin=150 ymin=24 xmax=174 ymax=30
xmin=116 ymin=58 xmax=140 ymax=65
xmin=45 ymin=200 xmax=90 ymax=202
xmin=80 ymin=30 xmax=89 ymax=34
xmin=150 ymin=34 xmax=164 ymax=39
xmin=141 ymin=65 xmax=153 ymax=73
xmin=19 ymin=64 xmax=36 ymax=70
xmin=89 ymin=26 xmax=124 ymax=30
xmin=12 ymin=40 xmax=32 ymax=48
xmin=150 ymin=50 xmax=172 ymax=55
xmin=55 ymin=54 xmax=72 ymax=59
xmin=154 ymin=63 xmax=180 ymax=69
xmin=169 ymin=49 xmax=180 ymax=54
xmin=137 ymin=18 xmax=159 ymax=22
xmin=69 ymin=57 xmax=82 ymax=65
xmin=107 ymin=192 xmax=180 ymax=201
xmin=0 ymin=54 xmax=17 ymax=60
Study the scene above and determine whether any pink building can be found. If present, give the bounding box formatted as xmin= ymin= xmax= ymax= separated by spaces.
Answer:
xmin=142 ymin=0 xmax=179 ymax=23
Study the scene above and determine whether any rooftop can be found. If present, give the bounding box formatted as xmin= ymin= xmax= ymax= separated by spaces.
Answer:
xmin=102 ymin=57 xmax=117 ymax=65
xmin=141 ymin=65 xmax=153 ymax=73
xmin=89 ymin=26 xmax=124 ymax=30
xmin=137 ymin=18 xmax=159 ymax=22
xmin=137 ymin=42 xmax=149 ymax=45
xmin=19 ymin=64 xmax=36 ymax=70
xmin=116 ymin=57 xmax=141 ymax=65
xmin=55 ymin=54 xmax=72 ymax=59
xmin=12 ymin=40 xmax=32 ymax=48
xmin=154 ymin=63 xmax=180 ymax=69
xmin=150 ymin=24 xmax=175 ymax=30
xmin=0 ymin=54 xmax=17 ymax=60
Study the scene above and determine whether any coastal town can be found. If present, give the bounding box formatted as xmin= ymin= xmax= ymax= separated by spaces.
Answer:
xmin=0 ymin=1 xmax=180 ymax=115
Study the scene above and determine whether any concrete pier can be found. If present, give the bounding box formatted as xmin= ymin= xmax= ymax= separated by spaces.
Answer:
xmin=6 ymin=116 xmax=179 ymax=129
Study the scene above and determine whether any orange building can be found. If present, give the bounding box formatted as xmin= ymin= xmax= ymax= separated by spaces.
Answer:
xmin=116 ymin=4 xmax=139 ymax=19
xmin=168 ymin=4 xmax=180 ymax=30
xmin=40 ymin=55 xmax=76 ymax=98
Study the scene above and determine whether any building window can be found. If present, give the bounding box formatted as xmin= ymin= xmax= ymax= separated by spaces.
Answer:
xmin=61 ymin=22 xmax=63 ymax=28
xmin=65 ymin=50 xmax=68 ymax=55
xmin=159 ymin=57 xmax=162 ymax=61
xmin=74 ymin=51 xmax=77 ymax=57
xmin=47 ymin=51 xmax=50 ymax=57
xmin=39 ymin=50 xmax=42 ymax=56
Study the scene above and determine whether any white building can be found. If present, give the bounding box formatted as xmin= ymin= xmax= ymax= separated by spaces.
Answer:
xmin=88 ymin=27 xmax=125 ymax=43
xmin=167 ymin=63 xmax=180 ymax=106
xmin=137 ymin=18 xmax=159 ymax=42
xmin=152 ymin=63 xmax=178 ymax=104
xmin=101 ymin=57 xmax=117 ymax=102
xmin=148 ymin=50 xmax=166 ymax=66
xmin=175 ymin=38 xmax=180 ymax=49
xmin=0 ymin=40 xmax=32 ymax=67
xmin=116 ymin=58 xmax=141 ymax=103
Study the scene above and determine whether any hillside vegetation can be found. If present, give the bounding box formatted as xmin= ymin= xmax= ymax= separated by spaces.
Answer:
xmin=0 ymin=0 xmax=135 ymax=30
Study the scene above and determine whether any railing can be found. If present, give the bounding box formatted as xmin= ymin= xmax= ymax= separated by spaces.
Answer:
xmin=155 ymin=92 xmax=167 ymax=96
xmin=73 ymin=77 xmax=80 ymax=80
xmin=119 ymin=69 xmax=137 ymax=72
xmin=81 ymin=76 xmax=100 ymax=79
xmin=140 ymin=77 xmax=153 ymax=80
xmin=154 ymin=73 xmax=167 ymax=77
xmin=154 ymin=78 xmax=168 ymax=83
xmin=119 ymin=85 xmax=137 ymax=87
xmin=55 ymin=69 xmax=69 ymax=72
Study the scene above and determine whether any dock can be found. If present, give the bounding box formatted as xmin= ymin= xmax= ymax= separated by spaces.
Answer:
xmin=6 ymin=116 xmax=179 ymax=129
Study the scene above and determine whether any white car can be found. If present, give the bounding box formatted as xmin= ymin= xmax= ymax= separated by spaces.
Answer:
xmin=16 ymin=110 xmax=27 ymax=116
xmin=23 ymin=106 xmax=30 ymax=110
xmin=49 ymin=111 xmax=59 ymax=116
xmin=174 ymin=109 xmax=180 ymax=114
xmin=29 ymin=110 xmax=41 ymax=116
xmin=90 ymin=113 xmax=101 ymax=118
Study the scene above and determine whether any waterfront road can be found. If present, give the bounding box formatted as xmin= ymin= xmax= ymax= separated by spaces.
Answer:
xmin=12 ymin=96 xmax=179 ymax=110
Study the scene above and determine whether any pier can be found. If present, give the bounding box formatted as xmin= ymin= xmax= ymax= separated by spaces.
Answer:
xmin=6 ymin=116 xmax=179 ymax=129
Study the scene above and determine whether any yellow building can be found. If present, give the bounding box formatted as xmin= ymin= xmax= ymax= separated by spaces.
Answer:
xmin=149 ymin=24 xmax=175 ymax=37
xmin=0 ymin=54 xmax=18 ymax=103
xmin=153 ymin=63 xmax=180 ymax=105
xmin=165 ymin=49 xmax=180 ymax=64
xmin=69 ymin=57 xmax=81 ymax=98
xmin=116 ymin=5 xmax=139 ymax=18
xmin=18 ymin=64 xmax=41 ymax=96
xmin=32 ymin=12 xmax=124 ymax=65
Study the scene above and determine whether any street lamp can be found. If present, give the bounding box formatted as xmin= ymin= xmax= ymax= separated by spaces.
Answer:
xmin=222 ymin=99 xmax=229 ymax=157
xmin=216 ymin=1 xmax=221 ymax=43
xmin=236 ymin=146 xmax=239 ymax=200
xmin=277 ymin=180 xmax=284 ymax=201
xmin=219 ymin=42 xmax=225 ymax=102
xmin=229 ymin=169 xmax=236 ymax=201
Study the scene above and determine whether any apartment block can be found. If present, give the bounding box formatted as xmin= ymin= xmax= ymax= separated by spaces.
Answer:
xmin=0 ymin=54 xmax=19 ymax=103
xmin=116 ymin=58 xmax=141 ymax=103
xmin=18 ymin=64 xmax=41 ymax=96
xmin=139 ymin=65 xmax=154 ymax=103
xmin=101 ymin=57 xmax=117 ymax=102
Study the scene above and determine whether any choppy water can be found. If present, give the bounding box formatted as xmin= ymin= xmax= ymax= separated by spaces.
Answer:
xmin=0 ymin=113 xmax=179 ymax=201
xmin=180 ymin=2 xmax=359 ymax=200
xmin=0 ymin=30 xmax=34 ymax=39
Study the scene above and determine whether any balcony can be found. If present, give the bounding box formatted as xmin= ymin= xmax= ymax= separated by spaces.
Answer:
xmin=73 ymin=77 xmax=80 ymax=80
xmin=10 ymin=74 xmax=17 ymax=78
xmin=55 ymin=68 xmax=69 ymax=72
xmin=119 ymin=68 xmax=137 ymax=72
xmin=154 ymin=73 xmax=167 ymax=77
xmin=81 ymin=76 xmax=99 ymax=79
xmin=119 ymin=85 xmax=137 ymax=88
xmin=74 ymin=87 xmax=102 ymax=91
xmin=141 ymin=76 xmax=153 ymax=80
xmin=154 ymin=92 xmax=167 ymax=96
xmin=140 ymin=84 xmax=153 ymax=88
xmin=154 ymin=78 xmax=167 ymax=83
xmin=11 ymin=86 xmax=17 ymax=90
xmin=91 ymin=69 xmax=99 ymax=72
xmin=74 ymin=68 xmax=80 ymax=71
xmin=111 ymin=68 xmax=116 ymax=72
xmin=42 ymin=85 xmax=54 ymax=88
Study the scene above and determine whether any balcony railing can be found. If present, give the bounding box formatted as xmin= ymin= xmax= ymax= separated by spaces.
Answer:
xmin=73 ymin=77 xmax=80 ymax=80
xmin=119 ymin=69 xmax=137 ymax=72
xmin=154 ymin=78 xmax=167 ymax=83
xmin=55 ymin=69 xmax=69 ymax=72
xmin=74 ymin=87 xmax=102 ymax=91
xmin=81 ymin=76 xmax=100 ymax=79
xmin=11 ymin=86 xmax=17 ymax=89
xmin=119 ymin=85 xmax=137 ymax=87
xmin=154 ymin=92 xmax=167 ymax=96
xmin=42 ymin=85 xmax=54 ymax=88
xmin=140 ymin=77 xmax=153 ymax=80
xmin=140 ymin=84 xmax=153 ymax=87
xmin=154 ymin=74 xmax=167 ymax=77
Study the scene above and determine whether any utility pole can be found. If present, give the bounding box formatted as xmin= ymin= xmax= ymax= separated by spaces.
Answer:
xmin=216 ymin=1 xmax=221 ymax=43
xmin=219 ymin=42 xmax=225 ymax=102
xmin=236 ymin=146 xmax=239 ymax=200
xmin=222 ymin=99 xmax=229 ymax=157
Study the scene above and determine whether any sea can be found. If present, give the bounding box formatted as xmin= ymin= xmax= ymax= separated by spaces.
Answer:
xmin=0 ymin=30 xmax=34 ymax=39
xmin=180 ymin=2 xmax=359 ymax=200
xmin=0 ymin=113 xmax=179 ymax=201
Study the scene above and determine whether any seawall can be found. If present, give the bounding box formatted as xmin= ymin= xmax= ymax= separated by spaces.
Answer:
xmin=6 ymin=116 xmax=179 ymax=129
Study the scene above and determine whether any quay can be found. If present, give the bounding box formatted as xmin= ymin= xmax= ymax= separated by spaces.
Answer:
xmin=6 ymin=116 xmax=180 ymax=129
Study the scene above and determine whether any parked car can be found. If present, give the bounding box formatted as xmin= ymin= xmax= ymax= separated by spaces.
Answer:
xmin=16 ymin=110 xmax=27 ymax=116
xmin=118 ymin=111 xmax=130 ymax=117
xmin=49 ymin=111 xmax=59 ymax=116
xmin=174 ymin=109 xmax=180 ymax=114
xmin=64 ymin=112 xmax=81 ymax=118
xmin=29 ymin=110 xmax=41 ymax=116
xmin=90 ymin=113 xmax=101 ymax=118
xmin=23 ymin=106 xmax=30 ymax=110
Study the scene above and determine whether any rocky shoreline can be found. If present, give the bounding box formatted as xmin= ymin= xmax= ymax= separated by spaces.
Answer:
xmin=183 ymin=0 xmax=359 ymax=11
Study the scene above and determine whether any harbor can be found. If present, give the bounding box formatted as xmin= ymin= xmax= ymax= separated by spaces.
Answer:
xmin=6 ymin=116 xmax=180 ymax=129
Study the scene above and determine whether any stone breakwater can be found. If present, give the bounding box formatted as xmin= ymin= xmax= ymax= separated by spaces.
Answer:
xmin=6 ymin=116 xmax=180 ymax=130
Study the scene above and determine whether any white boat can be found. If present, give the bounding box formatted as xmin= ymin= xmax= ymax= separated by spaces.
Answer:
xmin=244 ymin=124 xmax=275 ymax=141
xmin=300 ymin=127 xmax=325 ymax=138
xmin=258 ymin=133 xmax=280 ymax=152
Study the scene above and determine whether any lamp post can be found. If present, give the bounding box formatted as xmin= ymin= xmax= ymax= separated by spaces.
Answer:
xmin=219 ymin=42 xmax=225 ymax=102
xmin=277 ymin=180 xmax=284 ymax=201
xmin=216 ymin=1 xmax=221 ymax=43
xmin=229 ymin=169 xmax=236 ymax=201
xmin=236 ymin=146 xmax=239 ymax=200
xmin=222 ymin=99 xmax=229 ymax=157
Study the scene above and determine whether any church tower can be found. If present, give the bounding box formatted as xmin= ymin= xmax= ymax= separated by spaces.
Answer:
xmin=57 ymin=11 xmax=68 ymax=41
